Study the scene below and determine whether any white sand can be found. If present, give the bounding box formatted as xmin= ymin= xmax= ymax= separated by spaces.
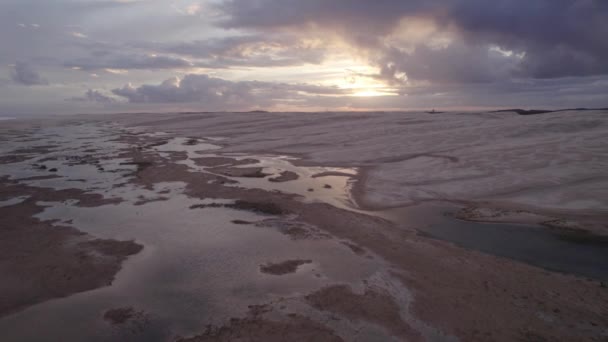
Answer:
xmin=115 ymin=110 xmax=608 ymax=213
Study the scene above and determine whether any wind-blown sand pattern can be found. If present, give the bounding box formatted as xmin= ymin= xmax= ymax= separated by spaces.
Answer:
xmin=0 ymin=110 xmax=607 ymax=341
xmin=116 ymin=110 xmax=608 ymax=213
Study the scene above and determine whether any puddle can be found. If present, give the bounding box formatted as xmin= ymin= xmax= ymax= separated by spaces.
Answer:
xmin=154 ymin=137 xmax=221 ymax=158
xmin=0 ymin=187 xmax=384 ymax=341
xmin=382 ymin=203 xmax=608 ymax=281
xmin=0 ymin=196 xmax=29 ymax=207
xmin=2 ymin=122 xmax=606 ymax=341
xmin=189 ymin=153 xmax=358 ymax=210
xmin=149 ymin=137 xmax=359 ymax=210
xmin=0 ymin=123 xmax=136 ymax=196
xmin=0 ymin=123 xmax=389 ymax=341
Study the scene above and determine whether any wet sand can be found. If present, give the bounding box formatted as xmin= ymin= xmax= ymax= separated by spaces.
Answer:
xmin=0 ymin=116 xmax=607 ymax=341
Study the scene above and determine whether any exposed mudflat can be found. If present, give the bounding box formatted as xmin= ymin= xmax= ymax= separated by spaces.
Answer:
xmin=306 ymin=285 xmax=422 ymax=341
xmin=177 ymin=306 xmax=344 ymax=342
xmin=0 ymin=113 xmax=607 ymax=342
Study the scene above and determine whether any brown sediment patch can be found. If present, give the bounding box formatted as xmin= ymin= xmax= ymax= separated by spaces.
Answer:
xmin=312 ymin=171 xmax=355 ymax=178
xmin=143 ymin=140 xmax=169 ymax=149
xmin=63 ymin=155 xmax=103 ymax=166
xmin=209 ymin=166 xmax=270 ymax=178
xmin=268 ymin=171 xmax=299 ymax=183
xmin=305 ymin=285 xmax=422 ymax=341
xmin=451 ymin=206 xmax=547 ymax=223
xmin=103 ymin=306 xmax=150 ymax=334
xmin=190 ymin=200 xmax=287 ymax=216
xmin=14 ymin=175 xmax=62 ymax=182
xmin=0 ymin=155 xmax=32 ymax=164
xmin=0 ymin=177 xmax=123 ymax=206
xmin=452 ymin=205 xmax=608 ymax=238
xmin=260 ymin=259 xmax=312 ymax=275
xmin=231 ymin=219 xmax=254 ymax=225
xmin=79 ymin=239 xmax=143 ymax=257
xmin=190 ymin=203 xmax=225 ymax=210
xmin=227 ymin=200 xmax=287 ymax=215
xmin=103 ymin=307 xmax=146 ymax=325
xmin=177 ymin=312 xmax=342 ymax=342
xmin=11 ymin=145 xmax=58 ymax=155
xmin=184 ymin=138 xmax=199 ymax=145
xmin=120 ymin=160 xmax=154 ymax=172
xmin=0 ymin=178 xmax=139 ymax=317
xmin=548 ymin=226 xmax=608 ymax=245
xmin=167 ymin=151 xmax=189 ymax=162
xmin=541 ymin=219 xmax=608 ymax=242
xmin=133 ymin=196 xmax=170 ymax=206
xmin=210 ymin=176 xmax=239 ymax=185
xmin=341 ymin=241 xmax=366 ymax=255
xmin=115 ymin=142 xmax=293 ymax=203
xmin=36 ymin=156 xmax=58 ymax=163
xmin=192 ymin=157 xmax=258 ymax=167
xmin=0 ymin=200 xmax=141 ymax=317
xmin=32 ymin=163 xmax=48 ymax=170
xmin=255 ymin=219 xmax=331 ymax=240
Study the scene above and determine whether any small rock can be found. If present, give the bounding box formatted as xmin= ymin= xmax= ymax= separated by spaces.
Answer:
xmin=48 ymin=168 xmax=58 ymax=172
xmin=323 ymin=184 xmax=332 ymax=189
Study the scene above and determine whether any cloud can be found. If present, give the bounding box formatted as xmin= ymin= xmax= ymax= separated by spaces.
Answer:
xmin=111 ymin=73 xmax=351 ymax=110
xmin=70 ymin=31 xmax=88 ymax=39
xmin=71 ymin=89 xmax=117 ymax=104
xmin=135 ymin=34 xmax=327 ymax=68
xmin=2 ymin=0 xmax=608 ymax=114
xmin=215 ymin=0 xmax=608 ymax=81
xmin=10 ymin=62 xmax=48 ymax=86
xmin=173 ymin=2 xmax=204 ymax=16
xmin=375 ymin=40 xmax=521 ymax=84
xmin=65 ymin=53 xmax=193 ymax=71
xmin=215 ymin=0 xmax=430 ymax=33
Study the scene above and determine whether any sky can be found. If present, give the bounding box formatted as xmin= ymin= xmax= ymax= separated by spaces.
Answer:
xmin=1 ymin=0 xmax=608 ymax=115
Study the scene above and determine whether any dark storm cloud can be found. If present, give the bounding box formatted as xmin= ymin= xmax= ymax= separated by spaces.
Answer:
xmin=10 ymin=62 xmax=48 ymax=86
xmin=216 ymin=0 xmax=608 ymax=81
xmin=110 ymin=74 xmax=350 ymax=107
xmin=3 ymin=0 xmax=608 ymax=114
xmin=216 ymin=0 xmax=434 ymax=33
xmin=376 ymin=42 xmax=520 ymax=84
